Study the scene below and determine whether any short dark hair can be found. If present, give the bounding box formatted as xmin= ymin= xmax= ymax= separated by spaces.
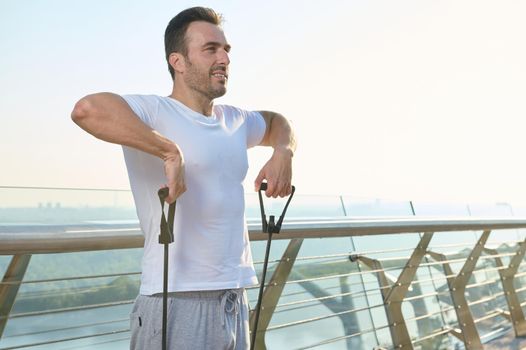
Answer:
xmin=164 ymin=7 xmax=223 ymax=79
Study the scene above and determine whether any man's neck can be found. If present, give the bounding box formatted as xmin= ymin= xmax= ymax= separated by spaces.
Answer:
xmin=170 ymin=87 xmax=214 ymax=116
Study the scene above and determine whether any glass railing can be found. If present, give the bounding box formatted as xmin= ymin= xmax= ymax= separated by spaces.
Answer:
xmin=1 ymin=186 xmax=526 ymax=349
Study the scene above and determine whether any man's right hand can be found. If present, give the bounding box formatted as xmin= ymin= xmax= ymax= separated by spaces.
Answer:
xmin=162 ymin=147 xmax=186 ymax=204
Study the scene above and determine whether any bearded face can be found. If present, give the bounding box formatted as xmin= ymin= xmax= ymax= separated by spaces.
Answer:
xmin=177 ymin=21 xmax=231 ymax=102
xmin=183 ymin=57 xmax=228 ymax=100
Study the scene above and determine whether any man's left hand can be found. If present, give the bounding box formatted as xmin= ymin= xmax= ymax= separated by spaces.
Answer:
xmin=254 ymin=147 xmax=293 ymax=198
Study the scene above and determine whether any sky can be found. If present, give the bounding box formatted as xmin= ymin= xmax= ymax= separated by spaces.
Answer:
xmin=1 ymin=0 xmax=526 ymax=205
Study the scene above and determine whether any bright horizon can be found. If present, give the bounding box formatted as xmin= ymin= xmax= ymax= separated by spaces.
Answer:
xmin=1 ymin=1 xmax=526 ymax=205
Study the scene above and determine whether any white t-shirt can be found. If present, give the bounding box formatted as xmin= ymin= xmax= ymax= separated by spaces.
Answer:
xmin=121 ymin=94 xmax=266 ymax=295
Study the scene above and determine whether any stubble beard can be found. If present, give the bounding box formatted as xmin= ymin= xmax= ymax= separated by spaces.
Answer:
xmin=184 ymin=59 xmax=227 ymax=101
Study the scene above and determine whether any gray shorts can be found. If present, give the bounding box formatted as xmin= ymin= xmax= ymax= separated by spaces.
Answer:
xmin=129 ymin=288 xmax=250 ymax=350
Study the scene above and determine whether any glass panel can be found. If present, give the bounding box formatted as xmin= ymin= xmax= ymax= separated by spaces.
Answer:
xmin=245 ymin=193 xmax=345 ymax=220
xmin=509 ymin=204 xmax=526 ymax=240
xmin=341 ymin=196 xmax=413 ymax=217
xmin=469 ymin=203 xmax=520 ymax=244
xmin=0 ymin=187 xmax=137 ymax=226
xmin=412 ymin=200 xmax=470 ymax=217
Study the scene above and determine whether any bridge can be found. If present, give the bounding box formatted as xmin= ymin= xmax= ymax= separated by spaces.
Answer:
xmin=1 ymin=186 xmax=526 ymax=349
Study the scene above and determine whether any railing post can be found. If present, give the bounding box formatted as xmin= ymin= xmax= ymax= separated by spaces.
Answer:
xmin=484 ymin=239 xmax=526 ymax=337
xmin=250 ymin=238 xmax=303 ymax=350
xmin=427 ymin=230 xmax=491 ymax=350
xmin=0 ymin=254 xmax=32 ymax=338
xmin=356 ymin=232 xmax=434 ymax=350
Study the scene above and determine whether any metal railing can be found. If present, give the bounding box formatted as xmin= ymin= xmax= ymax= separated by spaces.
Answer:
xmin=2 ymin=217 xmax=526 ymax=349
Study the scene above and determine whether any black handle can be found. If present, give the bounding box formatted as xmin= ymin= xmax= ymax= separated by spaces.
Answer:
xmin=158 ymin=187 xmax=169 ymax=201
xmin=258 ymin=182 xmax=295 ymax=194
xmin=257 ymin=182 xmax=295 ymax=234
xmin=158 ymin=187 xmax=175 ymax=244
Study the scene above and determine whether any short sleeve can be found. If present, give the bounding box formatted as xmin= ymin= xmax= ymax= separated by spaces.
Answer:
xmin=121 ymin=95 xmax=159 ymax=128
xmin=245 ymin=110 xmax=266 ymax=148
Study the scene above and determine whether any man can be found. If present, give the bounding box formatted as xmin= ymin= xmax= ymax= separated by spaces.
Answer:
xmin=71 ymin=6 xmax=295 ymax=350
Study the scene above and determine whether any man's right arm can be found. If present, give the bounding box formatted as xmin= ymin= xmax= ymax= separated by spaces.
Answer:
xmin=71 ymin=92 xmax=185 ymax=202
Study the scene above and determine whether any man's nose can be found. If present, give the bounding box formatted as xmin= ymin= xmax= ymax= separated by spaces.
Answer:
xmin=217 ymin=49 xmax=230 ymax=66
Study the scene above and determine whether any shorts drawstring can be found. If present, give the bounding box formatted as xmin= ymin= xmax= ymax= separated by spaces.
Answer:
xmin=220 ymin=289 xmax=241 ymax=328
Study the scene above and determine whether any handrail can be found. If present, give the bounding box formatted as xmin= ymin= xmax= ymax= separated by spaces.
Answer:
xmin=2 ymin=216 xmax=526 ymax=349
xmin=2 ymin=216 xmax=526 ymax=255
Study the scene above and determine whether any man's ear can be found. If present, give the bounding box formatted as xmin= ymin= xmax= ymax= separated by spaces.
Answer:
xmin=169 ymin=52 xmax=185 ymax=74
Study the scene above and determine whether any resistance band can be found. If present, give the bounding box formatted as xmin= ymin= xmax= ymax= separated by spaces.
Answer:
xmin=251 ymin=183 xmax=295 ymax=350
xmin=158 ymin=188 xmax=176 ymax=350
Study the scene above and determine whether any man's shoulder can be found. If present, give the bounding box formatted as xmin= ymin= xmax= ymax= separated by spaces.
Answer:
xmin=122 ymin=94 xmax=165 ymax=104
xmin=214 ymin=104 xmax=235 ymax=111
xmin=214 ymin=104 xmax=261 ymax=117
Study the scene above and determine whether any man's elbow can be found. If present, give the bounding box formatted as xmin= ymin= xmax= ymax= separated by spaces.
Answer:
xmin=71 ymin=96 xmax=94 ymax=126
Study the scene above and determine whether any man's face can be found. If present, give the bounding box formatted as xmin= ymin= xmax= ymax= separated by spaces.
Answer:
xmin=181 ymin=21 xmax=231 ymax=100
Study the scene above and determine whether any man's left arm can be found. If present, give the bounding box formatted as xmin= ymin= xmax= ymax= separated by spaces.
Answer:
xmin=254 ymin=111 xmax=297 ymax=198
